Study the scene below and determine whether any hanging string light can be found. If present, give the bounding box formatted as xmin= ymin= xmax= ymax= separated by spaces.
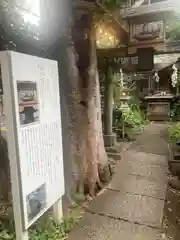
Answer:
xmin=96 ymin=24 xmax=119 ymax=48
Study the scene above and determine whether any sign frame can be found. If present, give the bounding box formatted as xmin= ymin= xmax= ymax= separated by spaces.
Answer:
xmin=0 ymin=51 xmax=64 ymax=239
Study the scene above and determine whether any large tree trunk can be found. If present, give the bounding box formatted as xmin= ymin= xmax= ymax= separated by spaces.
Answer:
xmin=69 ymin=2 xmax=110 ymax=196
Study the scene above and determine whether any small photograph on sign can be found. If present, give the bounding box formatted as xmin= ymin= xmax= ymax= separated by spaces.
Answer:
xmin=26 ymin=183 xmax=46 ymax=222
xmin=17 ymin=81 xmax=39 ymax=126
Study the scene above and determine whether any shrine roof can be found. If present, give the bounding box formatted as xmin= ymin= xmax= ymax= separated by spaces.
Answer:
xmin=120 ymin=0 xmax=175 ymax=19
xmin=154 ymin=53 xmax=180 ymax=70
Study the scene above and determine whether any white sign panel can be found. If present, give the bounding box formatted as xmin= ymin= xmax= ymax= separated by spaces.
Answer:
xmin=0 ymin=51 xmax=64 ymax=230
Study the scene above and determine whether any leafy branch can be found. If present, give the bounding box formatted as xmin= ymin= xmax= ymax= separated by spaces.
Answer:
xmin=166 ymin=15 xmax=180 ymax=41
xmin=95 ymin=0 xmax=128 ymax=10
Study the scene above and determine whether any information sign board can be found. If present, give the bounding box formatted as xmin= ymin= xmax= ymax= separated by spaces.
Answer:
xmin=0 ymin=51 xmax=64 ymax=232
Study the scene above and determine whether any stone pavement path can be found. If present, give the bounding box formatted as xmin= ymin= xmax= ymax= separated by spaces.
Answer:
xmin=68 ymin=123 xmax=169 ymax=240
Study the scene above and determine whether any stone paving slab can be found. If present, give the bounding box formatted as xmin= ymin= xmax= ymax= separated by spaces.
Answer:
xmin=130 ymin=139 xmax=168 ymax=156
xmin=108 ymin=174 xmax=167 ymax=200
xmin=118 ymin=158 xmax=168 ymax=183
xmin=67 ymin=124 xmax=169 ymax=240
xmin=129 ymin=146 xmax=168 ymax=156
xmin=68 ymin=213 xmax=163 ymax=240
xmin=89 ymin=189 xmax=164 ymax=228
xmin=129 ymin=124 xmax=168 ymax=156
xmin=122 ymin=150 xmax=168 ymax=166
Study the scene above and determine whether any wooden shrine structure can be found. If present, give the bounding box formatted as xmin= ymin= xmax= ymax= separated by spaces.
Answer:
xmin=98 ymin=0 xmax=180 ymax=121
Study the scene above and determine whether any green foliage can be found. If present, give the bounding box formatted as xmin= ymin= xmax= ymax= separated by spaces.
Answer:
xmin=0 ymin=212 xmax=79 ymax=240
xmin=29 ymin=216 xmax=76 ymax=240
xmin=128 ymin=95 xmax=140 ymax=111
xmin=170 ymin=101 xmax=180 ymax=121
xmin=166 ymin=16 xmax=180 ymax=41
xmin=102 ymin=0 xmax=128 ymax=10
xmin=0 ymin=218 xmax=15 ymax=239
xmin=113 ymin=96 xmax=146 ymax=136
xmin=122 ymin=108 xmax=143 ymax=128
xmin=168 ymin=123 xmax=180 ymax=142
xmin=0 ymin=195 xmax=87 ymax=240
xmin=94 ymin=0 xmax=128 ymax=20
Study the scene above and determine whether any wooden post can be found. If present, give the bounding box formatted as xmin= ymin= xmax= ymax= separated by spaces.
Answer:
xmin=104 ymin=70 xmax=113 ymax=135
xmin=103 ymin=65 xmax=116 ymax=147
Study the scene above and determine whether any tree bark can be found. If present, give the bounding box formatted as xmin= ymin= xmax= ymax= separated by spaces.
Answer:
xmin=70 ymin=4 xmax=110 ymax=196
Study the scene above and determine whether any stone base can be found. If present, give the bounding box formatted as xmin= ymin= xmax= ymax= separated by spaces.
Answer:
xmin=104 ymin=132 xmax=116 ymax=147
xmin=105 ymin=147 xmax=119 ymax=154
xmin=107 ymin=152 xmax=121 ymax=161
xmin=105 ymin=145 xmax=121 ymax=161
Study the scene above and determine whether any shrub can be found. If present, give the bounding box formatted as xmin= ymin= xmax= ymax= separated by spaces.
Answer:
xmin=170 ymin=98 xmax=180 ymax=121
xmin=122 ymin=108 xmax=142 ymax=128
xmin=169 ymin=123 xmax=180 ymax=142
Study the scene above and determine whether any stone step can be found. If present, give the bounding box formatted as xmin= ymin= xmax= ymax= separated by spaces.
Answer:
xmin=174 ymin=152 xmax=180 ymax=161
xmin=107 ymin=152 xmax=121 ymax=161
xmin=105 ymin=147 xmax=119 ymax=154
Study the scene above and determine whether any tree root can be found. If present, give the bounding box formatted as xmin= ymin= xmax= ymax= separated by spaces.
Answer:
xmin=75 ymin=161 xmax=112 ymax=198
